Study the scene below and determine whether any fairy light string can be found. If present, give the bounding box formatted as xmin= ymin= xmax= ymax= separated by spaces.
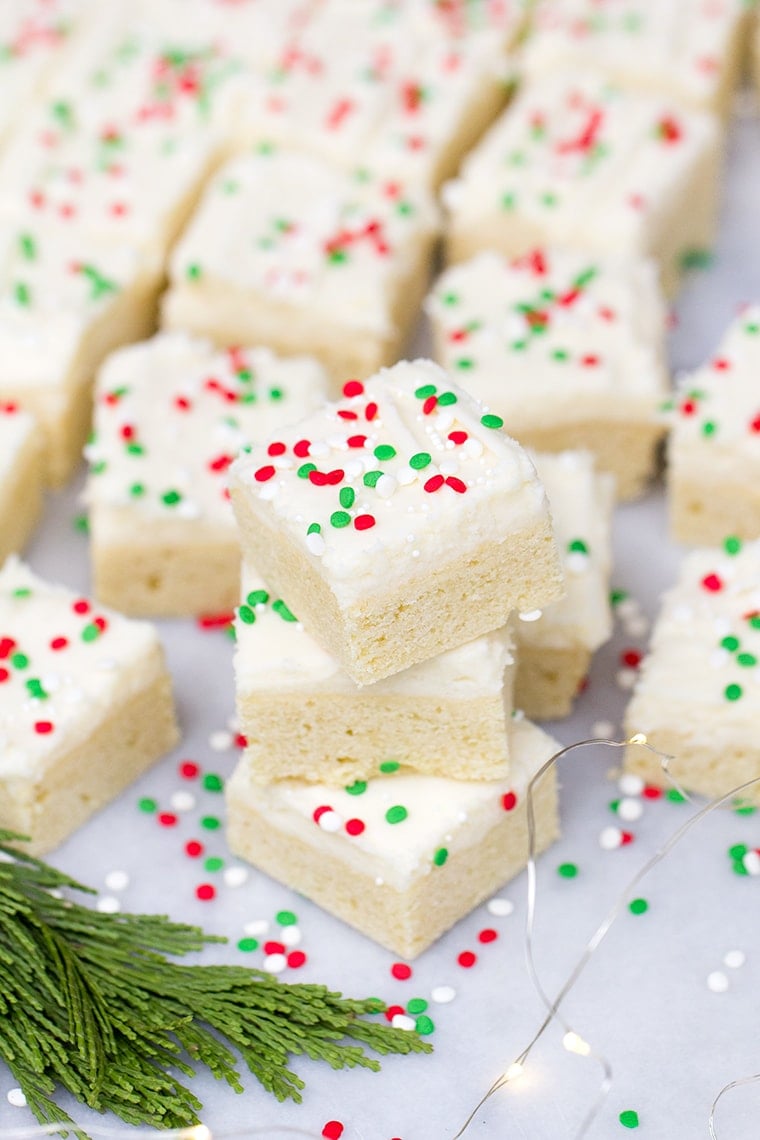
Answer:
xmin=455 ymin=734 xmax=760 ymax=1140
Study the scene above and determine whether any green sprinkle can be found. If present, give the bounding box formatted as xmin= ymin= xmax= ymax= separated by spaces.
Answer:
xmin=628 ymin=898 xmax=648 ymax=915
xmin=306 ymin=523 xmax=321 ymax=536
xmin=725 ymin=683 xmax=743 ymax=701
xmin=25 ymin=679 xmax=47 ymax=700
xmin=437 ymin=391 xmax=458 ymax=405
xmin=701 ymin=420 xmax=717 ymax=436
xmin=721 ymin=635 xmax=740 ymax=652
xmin=567 ymin=538 xmax=589 ymax=554
xmin=541 ymin=191 xmax=558 ymax=207
xmin=407 ymin=997 xmax=428 ymax=1014
xmin=327 ymin=247 xmax=348 ymax=264
xmin=238 ymin=605 xmax=255 ymax=625
xmin=200 ymin=816 xmax=221 ymax=831
xmin=732 ymin=859 xmax=749 ymax=877
xmin=480 ymin=413 xmax=504 ymax=429
xmin=501 ymin=191 xmax=516 ymax=209
xmin=272 ymin=599 xmax=297 ymax=622
xmin=414 ymin=384 xmax=437 ymax=399
xmin=385 ymin=805 xmax=408 ymax=825
xmin=19 ymin=233 xmax=36 ymax=260
xmin=433 ymin=847 xmax=448 ymax=867
xmin=126 ymin=443 xmax=145 ymax=456
xmin=552 ymin=348 xmax=569 ymax=362
xmin=557 ymin=862 xmax=578 ymax=879
xmin=345 ymin=780 xmax=367 ymax=796
xmin=128 ymin=483 xmax=145 ymax=498
xmin=415 ymin=1015 xmax=435 ymax=1036
xmin=363 ymin=470 xmax=383 ymax=487
xmin=665 ymin=788 xmax=687 ymax=803
xmin=455 ymin=358 xmax=473 ymax=370
xmin=10 ymin=653 xmax=28 ymax=669
xmin=729 ymin=843 xmax=748 ymax=860
xmin=737 ymin=653 xmax=757 ymax=667
xmin=610 ymin=589 xmax=628 ymax=606
xmin=11 ymin=588 xmax=31 ymax=598
xmin=379 ymin=761 xmax=400 ymax=774
xmin=246 ymin=589 xmax=269 ymax=607
xmin=81 ymin=623 xmax=100 ymax=643
xmin=374 ymin=444 xmax=396 ymax=461
xmin=409 ymin=452 xmax=431 ymax=470
xmin=237 ymin=937 xmax=259 ymax=952
xmin=161 ymin=490 xmax=182 ymax=506
xmin=750 ymin=616 xmax=760 ymax=630
xmin=339 ymin=486 xmax=355 ymax=508
xmin=276 ymin=910 xmax=297 ymax=926
xmin=204 ymin=856 xmax=224 ymax=872
xmin=441 ymin=292 xmax=459 ymax=305
xmin=680 ymin=248 xmax=714 ymax=271
xmin=73 ymin=513 xmax=89 ymax=534
xmin=330 ymin=510 xmax=351 ymax=528
xmin=203 ymin=774 xmax=224 ymax=793
xmin=185 ymin=263 xmax=202 ymax=280
xmin=724 ymin=536 xmax=742 ymax=555
xmin=90 ymin=460 xmax=107 ymax=476
xmin=138 ymin=797 xmax=157 ymax=813
xmin=14 ymin=282 xmax=31 ymax=306
xmin=297 ymin=462 xmax=316 ymax=479
xmin=269 ymin=388 xmax=284 ymax=401
xmin=619 ymin=1110 xmax=639 ymax=1129
xmin=733 ymin=800 xmax=757 ymax=816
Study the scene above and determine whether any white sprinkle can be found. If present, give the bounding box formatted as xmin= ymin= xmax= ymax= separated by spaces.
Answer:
xmin=177 ymin=501 xmax=201 ymax=519
xmin=170 ymin=790 xmax=196 ymax=812
xmin=566 ymin=552 xmax=590 ymax=574
xmin=396 ymin=465 xmax=417 ymax=486
xmin=518 ymin=609 xmax=542 ymax=622
xmin=599 ymin=826 xmax=623 ymax=850
xmin=376 ymin=474 xmax=397 ymax=498
xmin=439 ymin=458 xmax=459 ymax=476
xmin=281 ymin=925 xmax=302 ymax=947
xmin=463 ymin=437 xmax=483 ymax=458
xmin=306 ymin=531 xmax=326 ymax=556
xmin=487 ymin=897 xmax=514 ymax=917
xmin=223 ymin=866 xmax=249 ymax=888
xmin=97 ymin=896 xmax=121 ymax=914
xmin=263 ymin=953 xmax=288 ymax=974
xmin=391 ymin=1014 xmax=416 ymax=1031
xmin=431 ymin=985 xmax=457 ymax=1004
xmin=618 ymin=773 xmax=645 ymax=796
xmin=592 ymin=720 xmax=615 ymax=739
xmin=318 ymin=810 xmax=342 ymax=833
xmin=7 ymin=1088 xmax=26 ymax=1107
xmin=375 ymin=877 xmax=385 ymax=886
xmin=209 ymin=730 xmax=233 ymax=751
xmin=707 ymin=971 xmax=729 ymax=993
xmin=624 ymin=615 xmax=650 ymax=638
xmin=104 ymin=870 xmax=129 ymax=892
xmin=617 ymin=797 xmax=644 ymax=822
xmin=724 ymin=950 xmax=746 ymax=969
xmin=742 ymin=850 xmax=760 ymax=875
xmin=616 ymin=668 xmax=638 ymax=690
xmin=243 ymin=919 xmax=269 ymax=937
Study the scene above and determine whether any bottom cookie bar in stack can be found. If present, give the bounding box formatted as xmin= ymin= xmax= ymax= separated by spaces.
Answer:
xmin=226 ymin=716 xmax=560 ymax=960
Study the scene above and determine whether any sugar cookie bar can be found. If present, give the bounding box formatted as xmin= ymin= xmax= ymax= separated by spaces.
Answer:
xmin=624 ymin=538 xmax=760 ymax=801
xmin=226 ymin=715 xmax=560 ymax=959
xmin=0 ymin=405 xmax=44 ymax=564
xmin=515 ymin=451 xmax=614 ymax=720
xmin=85 ymin=332 xmax=328 ymax=616
xmin=667 ymin=308 xmax=760 ymax=544
xmin=0 ymin=221 xmax=162 ymax=485
xmin=520 ymin=0 xmax=749 ymax=116
xmin=229 ymin=360 xmax=564 ymax=685
xmin=443 ymin=73 xmax=721 ymax=296
xmin=162 ymin=148 xmax=438 ymax=387
xmin=0 ymin=558 xmax=179 ymax=855
xmin=426 ymin=248 xmax=668 ymax=499
xmin=228 ymin=0 xmax=519 ymax=190
xmin=234 ymin=564 xmax=516 ymax=783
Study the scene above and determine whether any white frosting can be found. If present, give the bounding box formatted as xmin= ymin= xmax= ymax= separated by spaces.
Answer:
xmin=519 ymin=451 xmax=613 ymax=651
xmin=521 ymin=0 xmax=746 ymax=112
xmin=85 ymin=331 xmax=328 ymax=525
xmin=426 ymin=248 xmax=667 ymax=429
xmin=227 ymin=716 xmax=559 ymax=890
xmin=0 ymin=558 xmax=165 ymax=780
xmin=0 ymin=405 xmax=38 ymax=483
xmin=668 ymin=306 xmax=760 ymax=477
xmin=167 ymin=147 xmax=438 ymax=337
xmin=229 ymin=358 xmax=554 ymax=603
xmin=625 ymin=541 xmax=760 ymax=740
xmin=234 ymin=562 xmax=515 ymax=696
xmin=444 ymin=72 xmax=719 ymax=259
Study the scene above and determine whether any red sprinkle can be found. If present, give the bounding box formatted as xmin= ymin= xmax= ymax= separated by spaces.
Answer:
xmin=185 ymin=840 xmax=204 ymax=858
xmin=501 ymin=791 xmax=518 ymax=812
xmin=347 ymin=434 xmax=367 ymax=448
xmin=621 ymin=649 xmax=642 ymax=668
xmin=267 ymin=441 xmax=287 ymax=456
xmin=457 ymin=951 xmax=477 ymax=969
xmin=424 ymin=474 xmax=445 ymax=493
xmin=478 ymin=928 xmax=498 ymax=944
xmin=365 ymin=401 xmax=378 ymax=421
xmin=445 ymin=476 xmax=467 ymax=494
xmin=0 ymin=668 xmax=8 ymax=683
xmin=385 ymin=1004 xmax=406 ymax=1023
xmin=158 ymin=812 xmax=178 ymax=828
xmin=642 ymin=785 xmax=663 ymax=800
xmin=195 ymin=883 xmax=215 ymax=901
xmin=448 ymin=430 xmax=468 ymax=444
xmin=422 ymin=394 xmax=438 ymax=415
xmin=343 ymin=379 xmax=364 ymax=398
xmin=34 ymin=721 xmax=54 ymax=735
xmin=712 ymin=357 xmax=730 ymax=371
xmin=345 ymin=818 xmax=365 ymax=836
xmin=0 ymin=637 xmax=15 ymax=658
xmin=264 ymin=941 xmax=286 ymax=955
xmin=354 ymin=514 xmax=376 ymax=531
xmin=313 ymin=805 xmax=333 ymax=824
xmin=322 ymin=1122 xmax=344 ymax=1140
xmin=179 ymin=761 xmax=200 ymax=779
xmin=254 ymin=464 xmax=276 ymax=483
xmin=391 ymin=962 xmax=412 ymax=981
xmin=293 ymin=439 xmax=311 ymax=457
xmin=287 ymin=950 xmax=307 ymax=969
xmin=50 ymin=636 xmax=68 ymax=651
xmin=701 ymin=573 xmax=723 ymax=592
xmin=72 ymin=599 xmax=90 ymax=614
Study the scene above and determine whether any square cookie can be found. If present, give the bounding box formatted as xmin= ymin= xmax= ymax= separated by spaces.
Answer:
xmin=226 ymin=715 xmax=560 ymax=959
xmin=229 ymin=359 xmax=564 ymax=685
xmin=161 ymin=147 xmax=438 ymax=387
xmin=234 ymin=564 xmax=516 ymax=783
xmin=515 ymin=451 xmax=614 ymax=720
xmin=0 ymin=404 xmax=44 ymax=564
xmin=0 ymin=558 xmax=179 ymax=855
xmin=426 ymin=248 xmax=668 ymax=499
xmin=85 ymin=332 xmax=328 ymax=616
xmin=442 ymin=72 xmax=721 ymax=295
xmin=666 ymin=307 xmax=760 ymax=544
xmin=624 ymin=538 xmax=760 ymax=801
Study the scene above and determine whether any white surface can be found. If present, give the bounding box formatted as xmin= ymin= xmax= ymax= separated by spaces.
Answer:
xmin=2 ymin=95 xmax=760 ymax=1140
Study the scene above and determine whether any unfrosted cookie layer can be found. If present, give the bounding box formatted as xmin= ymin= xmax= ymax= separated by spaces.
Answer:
xmin=86 ymin=332 xmax=327 ymax=615
xmin=229 ymin=359 xmax=564 ymax=684
xmin=162 ymin=147 xmax=439 ymax=386
xmin=443 ymin=73 xmax=721 ymax=296
xmin=0 ymin=404 xmax=44 ymax=563
xmin=515 ymin=450 xmax=614 ymax=719
xmin=624 ymin=539 xmax=760 ymax=801
xmin=234 ymin=564 xmax=515 ymax=782
xmin=0 ymin=558 xmax=179 ymax=853
xmin=426 ymin=248 xmax=668 ymax=498
xmin=226 ymin=715 xmax=561 ymax=959
xmin=667 ymin=307 xmax=760 ymax=544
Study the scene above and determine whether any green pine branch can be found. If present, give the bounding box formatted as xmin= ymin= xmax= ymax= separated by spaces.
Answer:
xmin=0 ymin=830 xmax=431 ymax=1135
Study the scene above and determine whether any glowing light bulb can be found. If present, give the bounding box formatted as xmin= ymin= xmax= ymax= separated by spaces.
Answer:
xmin=562 ymin=1031 xmax=591 ymax=1056
xmin=505 ymin=1061 xmax=525 ymax=1081
xmin=627 ymin=732 xmax=647 ymax=746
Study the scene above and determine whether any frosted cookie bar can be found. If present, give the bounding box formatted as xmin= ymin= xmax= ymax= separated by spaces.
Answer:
xmin=667 ymin=308 xmax=760 ymax=544
xmin=226 ymin=715 xmax=560 ymax=959
xmin=443 ymin=73 xmax=720 ymax=296
xmin=515 ymin=451 xmax=614 ymax=720
xmin=85 ymin=332 xmax=327 ymax=616
xmin=0 ymin=405 xmax=44 ymax=564
xmin=624 ymin=538 xmax=760 ymax=801
xmin=0 ymin=222 xmax=161 ymax=485
xmin=426 ymin=248 xmax=668 ymax=499
xmin=521 ymin=0 xmax=748 ymax=116
xmin=162 ymin=148 xmax=438 ymax=387
xmin=234 ymin=564 xmax=516 ymax=783
xmin=0 ymin=558 xmax=179 ymax=855
xmin=229 ymin=360 xmax=564 ymax=685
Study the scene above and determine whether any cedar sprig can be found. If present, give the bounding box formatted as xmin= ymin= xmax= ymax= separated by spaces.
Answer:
xmin=0 ymin=831 xmax=431 ymax=1134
